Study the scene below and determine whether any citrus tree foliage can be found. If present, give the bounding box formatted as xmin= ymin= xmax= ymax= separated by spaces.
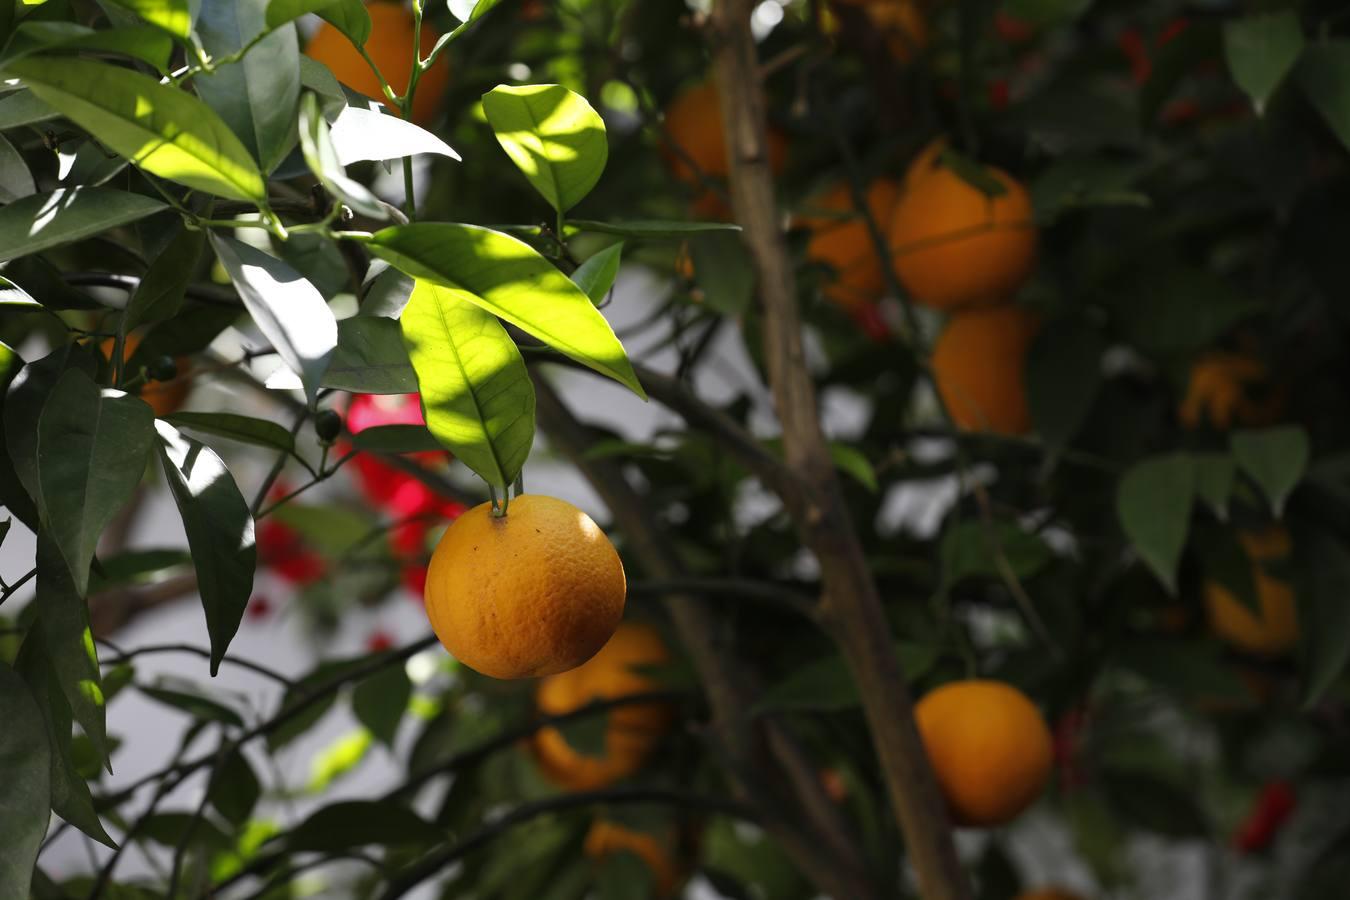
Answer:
xmin=0 ymin=0 xmax=1347 ymax=898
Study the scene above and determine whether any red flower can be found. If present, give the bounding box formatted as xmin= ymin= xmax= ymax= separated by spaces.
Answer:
xmin=1118 ymin=28 xmax=1151 ymax=85
xmin=402 ymin=563 xmax=428 ymax=597
xmin=988 ymin=78 xmax=1011 ymax=111
xmin=366 ymin=630 xmax=395 ymax=653
xmin=1234 ymin=781 xmax=1297 ymax=854
xmin=257 ymin=518 xmax=326 ymax=586
xmin=1157 ymin=17 xmax=1189 ymax=47
xmin=246 ymin=595 xmax=273 ymax=621
xmin=993 ymin=11 xmax=1034 ymax=44
xmin=850 ymin=303 xmax=891 ymax=343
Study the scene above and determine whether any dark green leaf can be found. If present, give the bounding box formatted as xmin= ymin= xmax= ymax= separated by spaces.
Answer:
xmin=104 ymin=0 xmax=192 ymax=37
xmin=88 ymin=548 xmax=192 ymax=592
xmin=287 ymin=800 xmax=440 ymax=851
xmin=123 ymin=224 xmax=205 ymax=332
xmin=266 ymin=659 xmax=360 ymax=751
xmin=155 ymin=421 xmax=256 ymax=676
xmin=938 ymin=148 xmax=1008 ymax=197
xmin=9 ymin=57 xmax=268 ymax=203
xmin=1294 ymin=531 xmax=1350 ymax=707
xmin=1298 ymin=42 xmax=1350 ymax=152
xmin=401 ymin=279 xmax=535 ymax=488
xmin=0 ymin=662 xmax=50 ymax=900
xmin=210 ymin=234 xmax=337 ymax=404
xmin=570 ymin=243 xmax=622 ymax=306
xmin=323 ymin=315 xmax=418 ymax=394
xmin=482 ymin=84 xmax=607 ymax=213
xmin=752 ymin=643 xmax=939 ymax=714
xmin=366 ymin=223 xmax=644 ymax=399
xmin=139 ymin=683 xmax=245 ymax=727
xmin=14 ymin=635 xmax=114 ymax=847
xmin=38 ymin=370 xmax=155 ymax=595
xmin=1223 ymin=12 xmax=1304 ymax=114
xmin=0 ymin=188 xmax=166 ymax=264
xmin=568 ymin=219 xmax=741 ymax=239
xmin=208 ymin=749 xmax=260 ymax=827
xmin=1001 ymin=0 xmax=1090 ymax=28
xmin=195 ymin=0 xmax=301 ymax=174
xmin=555 ymin=710 xmax=608 ymax=759
xmin=1231 ymin=426 xmax=1309 ymax=516
xmin=1117 ymin=454 xmax=1195 ymax=594
xmin=941 ymin=519 xmax=1053 ymax=586
xmin=688 ymin=232 xmax=754 ymax=316
xmin=138 ymin=812 xmax=231 ymax=850
xmin=352 ymin=663 xmax=411 ymax=748
xmin=0 ymin=90 xmax=59 ymax=130
xmin=0 ymin=134 xmax=35 ymax=203
xmin=1102 ymin=769 xmax=1208 ymax=837
xmin=163 ymin=412 xmax=295 ymax=454
xmin=1026 ymin=318 xmax=1105 ymax=448
xmin=1114 ymin=640 xmax=1250 ymax=703
xmin=299 ymin=92 xmax=385 ymax=219
xmin=828 ymin=443 xmax=877 ymax=492
xmin=1192 ymin=453 xmax=1235 ymax=521
xmin=349 ymin=424 xmax=442 ymax=455
xmin=0 ymin=22 xmax=174 ymax=71
xmin=315 ymin=0 xmax=372 ymax=46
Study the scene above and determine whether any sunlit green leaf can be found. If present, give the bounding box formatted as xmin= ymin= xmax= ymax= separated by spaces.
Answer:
xmin=104 ymin=0 xmax=192 ymax=37
xmin=482 ymin=83 xmax=607 ymax=213
xmin=8 ymin=57 xmax=268 ymax=203
xmin=365 ymin=223 xmax=644 ymax=399
xmin=0 ymin=22 xmax=174 ymax=70
xmin=570 ymin=243 xmax=622 ymax=306
xmin=0 ymin=188 xmax=167 ymax=264
xmin=0 ymin=661 xmax=50 ymax=900
xmin=299 ymin=92 xmax=385 ymax=219
xmin=155 ymin=421 xmax=256 ymax=675
xmin=401 ymin=280 xmax=534 ymax=488
xmin=328 ymin=106 xmax=460 ymax=165
xmin=315 ymin=0 xmax=371 ymax=46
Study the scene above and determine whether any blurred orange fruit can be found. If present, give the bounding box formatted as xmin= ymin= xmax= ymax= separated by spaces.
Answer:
xmin=1179 ymin=351 xmax=1284 ymax=430
xmin=533 ymin=622 xmax=672 ymax=790
xmin=100 ymin=334 xmax=190 ymax=418
xmin=304 ymin=2 xmax=449 ymax=125
xmin=915 ymin=679 xmax=1054 ymax=826
xmin=889 ymin=143 xmax=1037 ymax=309
xmin=826 ymin=0 xmax=928 ymax=62
xmin=931 ymin=305 xmax=1039 ymax=434
xmin=1205 ymin=528 xmax=1299 ymax=657
xmin=424 ymin=495 xmax=626 ymax=679
xmin=800 ymin=178 xmax=901 ymax=311
xmin=584 ymin=821 xmax=683 ymax=897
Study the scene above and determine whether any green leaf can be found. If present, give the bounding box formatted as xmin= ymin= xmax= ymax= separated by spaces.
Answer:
xmin=688 ymin=231 xmax=754 ymax=316
xmin=1026 ymin=318 xmax=1105 ymax=448
xmin=1294 ymin=531 xmax=1350 ymax=707
xmin=14 ymin=635 xmax=114 ymax=847
xmin=353 ymin=663 xmax=411 ymax=748
xmin=155 ymin=421 xmax=256 ymax=676
xmin=0 ymin=89 xmax=59 ymax=130
xmin=568 ymin=219 xmax=741 ymax=239
xmin=1223 ymin=12 xmax=1304 ymax=115
xmin=0 ymin=276 xmax=38 ymax=307
xmin=1231 ymin=426 xmax=1309 ymax=517
xmin=34 ymin=531 xmax=110 ymax=771
xmin=1114 ymin=640 xmax=1250 ymax=703
xmin=0 ymin=134 xmax=35 ymax=203
xmin=1298 ymin=42 xmax=1350 ymax=152
xmin=123 ymin=224 xmax=204 ymax=333
xmin=1117 ymin=454 xmax=1194 ymax=594
xmin=0 ymin=188 xmax=167 ymax=264
xmin=89 ymin=548 xmax=192 ymax=592
xmin=266 ymin=659 xmax=359 ymax=751
xmin=210 ymin=234 xmax=337 ymax=405
xmin=37 ymin=370 xmax=156 ymax=595
xmin=0 ymin=662 xmax=50 ymax=900
xmin=1001 ymin=0 xmax=1090 ymax=28
xmin=365 ymin=223 xmax=644 ymax=399
xmin=0 ymin=22 xmax=174 ymax=71
xmin=266 ymin=0 xmax=342 ymax=30
xmin=556 ymin=711 xmax=607 ymax=759
xmin=299 ymin=92 xmax=385 ymax=219
xmin=104 ymin=0 xmax=192 ymax=37
xmin=288 ymin=800 xmax=440 ymax=851
xmin=139 ymin=812 xmax=231 ymax=851
xmin=401 ymin=280 xmax=534 ymax=488
xmin=195 ymin=0 xmax=301 ymax=174
xmin=482 ymin=84 xmax=607 ymax=213
xmin=1192 ymin=453 xmax=1236 ymax=521
xmin=437 ymin=0 xmax=503 ymax=47
xmin=829 ymin=443 xmax=877 ymax=492
xmin=941 ymin=519 xmax=1053 ymax=587
xmin=315 ymin=0 xmax=372 ymax=46
xmin=140 ymin=683 xmax=245 ymax=727
xmin=752 ymin=642 xmax=939 ymax=714
xmin=8 ymin=57 xmax=268 ymax=203
xmin=208 ymin=749 xmax=260 ymax=827
xmin=163 ymin=411 xmax=295 ymax=454
xmin=322 ymin=316 xmax=418 ymax=394
xmin=307 ymin=729 xmax=371 ymax=791
xmin=349 ymin=424 xmax=442 ymax=455
xmin=570 ymin=243 xmax=622 ymax=306
xmin=328 ymin=106 xmax=459 ymax=165
xmin=938 ymin=148 xmax=1008 ymax=197
xmin=1101 ymin=769 xmax=1208 ymax=837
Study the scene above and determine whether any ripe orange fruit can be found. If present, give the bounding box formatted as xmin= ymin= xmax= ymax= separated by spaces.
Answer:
xmin=663 ymin=81 xmax=789 ymax=218
xmin=931 ymin=305 xmax=1039 ymax=435
xmin=423 ymin=495 xmax=626 ymax=679
xmin=1205 ymin=528 xmax=1299 ymax=657
xmin=914 ymin=679 xmax=1054 ymax=826
xmin=584 ymin=820 xmax=682 ymax=897
xmin=100 ymin=334 xmax=190 ymax=418
xmin=1179 ymin=351 xmax=1284 ymax=430
xmin=1015 ymin=890 xmax=1087 ymax=900
xmin=888 ymin=144 xmax=1037 ymax=309
xmin=532 ymin=622 xmax=673 ymax=790
xmin=800 ymin=179 xmax=901 ymax=311
xmin=304 ymin=2 xmax=450 ymax=125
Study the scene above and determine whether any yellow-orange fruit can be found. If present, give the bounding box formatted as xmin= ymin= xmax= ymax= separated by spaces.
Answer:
xmin=423 ymin=495 xmax=626 ymax=679
xmin=889 ymin=145 xmax=1037 ymax=309
xmin=100 ymin=335 xmax=190 ymax=418
xmin=931 ymin=305 xmax=1039 ymax=435
xmin=533 ymin=622 xmax=673 ymax=790
xmin=915 ymin=679 xmax=1054 ymax=826
xmin=865 ymin=1 xmax=929 ymax=61
xmin=1205 ymin=528 xmax=1299 ymax=657
xmin=304 ymin=2 xmax=449 ymax=125
xmin=1179 ymin=351 xmax=1284 ymax=430
xmin=800 ymin=179 xmax=901 ymax=311
xmin=584 ymin=821 xmax=682 ymax=897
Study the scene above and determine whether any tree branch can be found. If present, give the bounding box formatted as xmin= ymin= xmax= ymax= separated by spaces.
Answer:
xmin=708 ymin=3 xmax=971 ymax=897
